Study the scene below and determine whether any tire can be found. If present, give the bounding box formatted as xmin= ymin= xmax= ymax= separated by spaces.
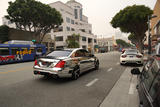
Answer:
xmin=43 ymin=75 xmax=50 ymax=79
xmin=120 ymin=63 xmax=124 ymax=65
xmin=72 ymin=67 xmax=80 ymax=80
xmin=94 ymin=61 xmax=99 ymax=70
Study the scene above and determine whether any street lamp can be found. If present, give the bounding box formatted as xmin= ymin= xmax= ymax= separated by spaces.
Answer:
xmin=148 ymin=15 xmax=157 ymax=54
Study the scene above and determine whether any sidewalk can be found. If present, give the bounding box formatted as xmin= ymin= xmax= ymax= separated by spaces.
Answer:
xmin=100 ymin=67 xmax=139 ymax=107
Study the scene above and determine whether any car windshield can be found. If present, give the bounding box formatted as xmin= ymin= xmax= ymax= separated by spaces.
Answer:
xmin=125 ymin=50 xmax=138 ymax=54
xmin=47 ymin=50 xmax=72 ymax=57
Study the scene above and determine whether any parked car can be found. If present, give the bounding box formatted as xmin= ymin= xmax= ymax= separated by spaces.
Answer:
xmin=33 ymin=48 xmax=99 ymax=80
xmin=120 ymin=49 xmax=143 ymax=65
xmin=131 ymin=55 xmax=160 ymax=107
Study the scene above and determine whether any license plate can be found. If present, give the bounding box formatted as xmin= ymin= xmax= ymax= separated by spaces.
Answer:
xmin=130 ymin=56 xmax=133 ymax=58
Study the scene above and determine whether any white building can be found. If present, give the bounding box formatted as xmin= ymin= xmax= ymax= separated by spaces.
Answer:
xmin=2 ymin=0 xmax=97 ymax=52
xmin=97 ymin=36 xmax=115 ymax=52
xmin=49 ymin=0 xmax=97 ymax=51
xmin=2 ymin=17 xmax=16 ymax=28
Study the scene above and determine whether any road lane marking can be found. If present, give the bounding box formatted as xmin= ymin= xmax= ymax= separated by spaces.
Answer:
xmin=107 ymin=68 xmax=112 ymax=72
xmin=86 ymin=78 xmax=99 ymax=87
xmin=0 ymin=67 xmax=32 ymax=74
xmin=116 ymin=62 xmax=119 ymax=65
xmin=128 ymin=83 xmax=135 ymax=94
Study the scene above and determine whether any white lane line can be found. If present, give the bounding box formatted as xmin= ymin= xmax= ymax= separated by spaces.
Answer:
xmin=116 ymin=62 xmax=119 ymax=65
xmin=128 ymin=83 xmax=135 ymax=94
xmin=86 ymin=78 xmax=99 ymax=87
xmin=107 ymin=68 xmax=112 ymax=72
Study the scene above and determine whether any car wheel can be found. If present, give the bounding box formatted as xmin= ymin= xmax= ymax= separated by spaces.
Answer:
xmin=120 ymin=63 xmax=124 ymax=65
xmin=94 ymin=61 xmax=99 ymax=70
xmin=43 ymin=75 xmax=50 ymax=79
xmin=72 ymin=67 xmax=80 ymax=80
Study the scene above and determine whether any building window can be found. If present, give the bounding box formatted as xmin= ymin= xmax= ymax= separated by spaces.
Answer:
xmin=94 ymin=39 xmax=97 ymax=43
xmin=80 ymin=9 xmax=82 ymax=21
xmin=71 ymin=28 xmax=75 ymax=31
xmin=88 ymin=38 xmax=92 ymax=43
xmin=82 ymin=45 xmax=86 ymax=49
xmin=66 ymin=27 xmax=70 ymax=31
xmin=54 ymin=26 xmax=63 ymax=32
xmin=56 ymin=46 xmax=64 ymax=50
xmin=74 ymin=9 xmax=78 ymax=19
xmin=89 ymin=30 xmax=92 ymax=34
xmin=71 ymin=20 xmax=74 ymax=24
xmin=66 ymin=17 xmax=70 ymax=23
xmin=82 ymin=37 xmax=86 ymax=41
xmin=80 ymin=29 xmax=85 ymax=32
xmin=55 ymin=36 xmax=63 ymax=41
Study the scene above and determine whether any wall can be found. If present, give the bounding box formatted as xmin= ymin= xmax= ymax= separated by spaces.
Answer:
xmin=151 ymin=0 xmax=160 ymax=35
xmin=9 ymin=28 xmax=36 ymax=41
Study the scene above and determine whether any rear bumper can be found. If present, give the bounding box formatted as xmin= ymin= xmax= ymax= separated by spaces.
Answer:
xmin=33 ymin=67 xmax=72 ymax=78
xmin=120 ymin=58 xmax=143 ymax=64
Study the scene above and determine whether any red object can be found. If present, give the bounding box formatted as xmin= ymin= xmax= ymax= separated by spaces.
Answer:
xmin=34 ymin=60 xmax=39 ymax=66
xmin=136 ymin=55 xmax=142 ymax=58
xmin=122 ymin=49 xmax=125 ymax=53
xmin=55 ymin=60 xmax=66 ymax=68
xmin=122 ymin=55 xmax=127 ymax=58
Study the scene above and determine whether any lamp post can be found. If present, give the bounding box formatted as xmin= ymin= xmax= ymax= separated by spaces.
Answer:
xmin=148 ymin=15 xmax=157 ymax=54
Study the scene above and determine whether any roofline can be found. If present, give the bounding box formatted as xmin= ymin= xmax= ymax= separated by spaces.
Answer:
xmin=48 ymin=1 xmax=73 ymax=10
xmin=66 ymin=0 xmax=82 ymax=6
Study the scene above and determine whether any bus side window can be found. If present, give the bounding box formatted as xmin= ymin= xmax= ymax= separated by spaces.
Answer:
xmin=11 ymin=48 xmax=20 ymax=55
xmin=21 ymin=48 xmax=28 ymax=55
xmin=30 ymin=47 xmax=35 ymax=53
xmin=36 ymin=48 xmax=42 ymax=53
xmin=0 ymin=48 xmax=9 ymax=55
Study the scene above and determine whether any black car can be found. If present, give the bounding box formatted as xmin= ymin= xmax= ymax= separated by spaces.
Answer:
xmin=131 ymin=55 xmax=160 ymax=107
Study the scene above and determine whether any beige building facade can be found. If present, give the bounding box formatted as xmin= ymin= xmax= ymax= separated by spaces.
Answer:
xmin=151 ymin=0 xmax=160 ymax=40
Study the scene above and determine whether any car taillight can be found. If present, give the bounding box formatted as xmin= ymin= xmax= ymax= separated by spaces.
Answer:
xmin=55 ymin=60 xmax=66 ymax=68
xmin=136 ymin=55 xmax=142 ymax=58
xmin=122 ymin=55 xmax=127 ymax=58
xmin=34 ymin=60 xmax=39 ymax=66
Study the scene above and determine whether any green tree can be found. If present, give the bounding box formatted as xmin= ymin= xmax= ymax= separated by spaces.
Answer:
xmin=128 ymin=33 xmax=137 ymax=45
xmin=0 ymin=25 xmax=9 ymax=43
xmin=6 ymin=0 xmax=63 ymax=43
xmin=116 ymin=39 xmax=131 ymax=48
xmin=111 ymin=5 xmax=153 ymax=52
xmin=66 ymin=34 xmax=80 ymax=48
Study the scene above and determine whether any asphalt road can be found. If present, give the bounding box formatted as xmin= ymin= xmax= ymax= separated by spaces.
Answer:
xmin=0 ymin=51 xmax=126 ymax=107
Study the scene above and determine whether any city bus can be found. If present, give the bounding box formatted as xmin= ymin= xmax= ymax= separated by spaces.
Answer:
xmin=0 ymin=41 xmax=46 ymax=64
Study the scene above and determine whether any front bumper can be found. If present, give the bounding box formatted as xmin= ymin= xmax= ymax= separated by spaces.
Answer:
xmin=33 ymin=66 xmax=72 ymax=78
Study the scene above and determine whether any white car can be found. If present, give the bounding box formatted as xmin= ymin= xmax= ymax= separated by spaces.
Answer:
xmin=120 ymin=49 xmax=143 ymax=65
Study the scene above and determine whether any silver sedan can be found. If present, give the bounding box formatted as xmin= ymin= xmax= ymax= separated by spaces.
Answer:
xmin=120 ymin=49 xmax=143 ymax=65
xmin=33 ymin=48 xmax=99 ymax=80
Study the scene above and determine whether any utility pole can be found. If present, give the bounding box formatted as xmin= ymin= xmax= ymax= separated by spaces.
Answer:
xmin=148 ymin=15 xmax=157 ymax=55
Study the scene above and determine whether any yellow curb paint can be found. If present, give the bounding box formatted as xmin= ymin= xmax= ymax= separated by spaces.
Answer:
xmin=0 ymin=67 xmax=32 ymax=74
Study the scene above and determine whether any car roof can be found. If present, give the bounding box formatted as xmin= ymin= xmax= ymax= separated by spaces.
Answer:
xmin=64 ymin=48 xmax=83 ymax=50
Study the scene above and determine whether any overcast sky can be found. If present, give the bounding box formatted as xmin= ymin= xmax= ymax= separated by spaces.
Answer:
xmin=0 ymin=0 xmax=156 ymax=37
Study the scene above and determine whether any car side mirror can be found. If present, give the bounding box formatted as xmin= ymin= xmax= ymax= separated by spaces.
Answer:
xmin=131 ymin=68 xmax=141 ymax=75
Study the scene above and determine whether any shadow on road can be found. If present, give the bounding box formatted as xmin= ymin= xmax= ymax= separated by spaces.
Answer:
xmin=34 ymin=69 xmax=99 ymax=84
xmin=121 ymin=63 xmax=143 ymax=67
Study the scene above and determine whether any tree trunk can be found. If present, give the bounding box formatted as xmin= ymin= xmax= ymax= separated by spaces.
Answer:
xmin=137 ymin=38 xmax=143 ymax=53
